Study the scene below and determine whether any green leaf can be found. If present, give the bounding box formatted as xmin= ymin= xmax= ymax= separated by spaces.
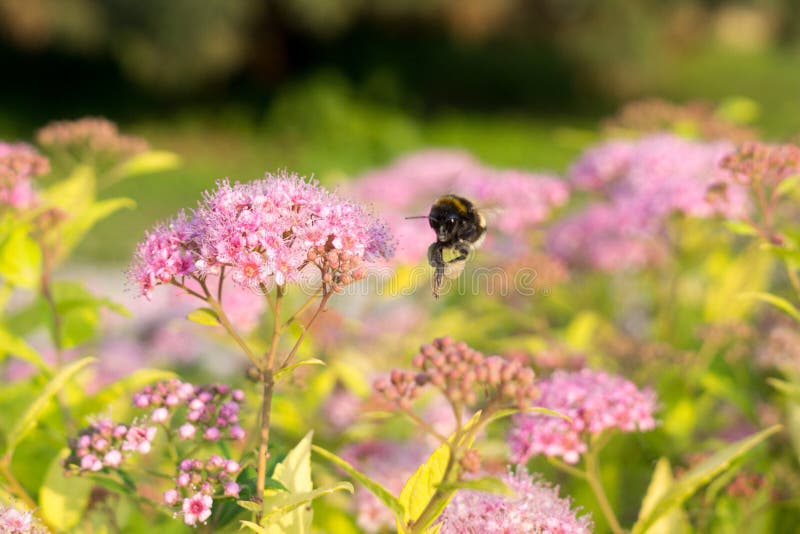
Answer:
xmin=631 ymin=425 xmax=781 ymax=534
xmin=275 ymin=359 xmax=326 ymax=382
xmin=311 ymin=444 xmax=404 ymax=520
xmin=237 ymin=500 xmax=263 ymax=513
xmin=240 ymin=520 xmax=269 ymax=533
xmin=0 ymin=224 xmax=41 ymax=289
xmin=776 ymin=175 xmax=800 ymax=198
xmin=4 ymin=356 xmax=94 ymax=458
xmin=0 ymin=325 xmax=47 ymax=370
xmin=636 ymin=458 xmax=691 ymax=534
xmin=438 ymin=476 xmax=514 ymax=497
xmin=263 ymin=431 xmax=314 ymax=533
xmin=115 ymin=150 xmax=181 ymax=179
xmin=39 ymin=449 xmax=93 ymax=530
xmin=739 ymin=291 xmax=800 ymax=322
xmin=723 ymin=220 xmax=759 ymax=237
xmin=767 ymin=378 xmax=800 ymax=402
xmin=398 ymin=412 xmax=483 ymax=533
xmin=263 ymin=482 xmax=354 ymax=522
xmin=187 ymin=307 xmax=221 ymax=326
xmin=44 ymin=165 xmax=95 ymax=213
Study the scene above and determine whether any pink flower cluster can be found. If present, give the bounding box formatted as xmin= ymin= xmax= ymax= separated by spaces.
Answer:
xmin=0 ymin=504 xmax=47 ymax=534
xmin=0 ymin=142 xmax=50 ymax=210
xmin=508 ymin=369 xmax=657 ymax=464
xmin=720 ymin=141 xmax=800 ymax=186
xmin=349 ymin=149 xmax=569 ymax=262
xmin=374 ymin=336 xmax=538 ymax=411
xmin=439 ymin=468 xmax=592 ymax=534
xmin=133 ymin=379 xmax=246 ymax=442
xmin=340 ymin=440 xmax=431 ymax=533
xmin=66 ymin=417 xmax=157 ymax=472
xmin=162 ymin=456 xmax=242 ymax=526
xmin=130 ymin=173 xmax=395 ymax=297
xmin=549 ymin=134 xmax=749 ymax=271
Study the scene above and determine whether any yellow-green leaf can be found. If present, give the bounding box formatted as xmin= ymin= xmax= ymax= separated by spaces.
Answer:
xmin=636 ymin=458 xmax=691 ymax=534
xmin=263 ymin=482 xmax=353 ymax=522
xmin=116 ymin=150 xmax=180 ymax=179
xmin=187 ymin=307 xmax=221 ymax=326
xmin=398 ymin=412 xmax=482 ymax=533
xmin=275 ymin=359 xmax=326 ymax=382
xmin=40 ymin=449 xmax=93 ymax=530
xmin=0 ymin=224 xmax=41 ymax=289
xmin=739 ymin=291 xmax=800 ymax=322
xmin=0 ymin=325 xmax=47 ymax=370
xmin=264 ymin=431 xmax=314 ymax=533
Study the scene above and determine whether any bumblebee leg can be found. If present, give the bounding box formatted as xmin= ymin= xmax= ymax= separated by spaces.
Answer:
xmin=427 ymin=243 xmax=445 ymax=298
xmin=447 ymin=241 xmax=472 ymax=264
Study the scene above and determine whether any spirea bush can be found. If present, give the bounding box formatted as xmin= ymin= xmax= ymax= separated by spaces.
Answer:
xmin=0 ymin=102 xmax=798 ymax=534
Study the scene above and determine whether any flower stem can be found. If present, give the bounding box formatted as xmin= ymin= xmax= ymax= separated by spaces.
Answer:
xmin=584 ymin=447 xmax=625 ymax=534
xmin=255 ymin=287 xmax=284 ymax=516
xmin=0 ymin=458 xmax=37 ymax=511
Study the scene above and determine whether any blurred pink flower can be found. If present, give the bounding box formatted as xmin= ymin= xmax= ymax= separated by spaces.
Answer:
xmin=182 ymin=492 xmax=213 ymax=526
xmin=349 ymin=149 xmax=568 ymax=263
xmin=439 ymin=468 xmax=592 ymax=534
xmin=0 ymin=142 xmax=49 ymax=210
xmin=508 ymin=369 xmax=657 ymax=464
xmin=552 ymin=134 xmax=749 ymax=272
xmin=0 ymin=503 xmax=47 ymax=534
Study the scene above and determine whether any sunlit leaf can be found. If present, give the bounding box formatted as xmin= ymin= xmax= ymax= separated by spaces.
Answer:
xmin=636 ymin=458 xmax=691 ymax=534
xmin=397 ymin=412 xmax=482 ymax=533
xmin=115 ymin=150 xmax=180 ymax=179
xmin=739 ymin=291 xmax=800 ymax=322
xmin=263 ymin=482 xmax=354 ymax=522
xmin=263 ymin=431 xmax=314 ymax=533
xmin=0 ymin=224 xmax=41 ymax=289
xmin=0 ymin=325 xmax=47 ymax=370
xmin=275 ymin=359 xmax=326 ymax=382
xmin=186 ymin=307 xmax=220 ymax=326
xmin=40 ymin=449 xmax=93 ymax=530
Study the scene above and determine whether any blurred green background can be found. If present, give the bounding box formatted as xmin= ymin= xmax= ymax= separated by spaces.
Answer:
xmin=1 ymin=0 xmax=799 ymax=262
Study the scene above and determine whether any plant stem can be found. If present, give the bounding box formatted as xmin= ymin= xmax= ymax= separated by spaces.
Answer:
xmin=279 ymin=291 xmax=331 ymax=369
xmin=0 ymin=459 xmax=37 ymax=511
xmin=584 ymin=448 xmax=624 ymax=534
xmin=547 ymin=457 xmax=588 ymax=480
xmin=196 ymin=279 xmax=261 ymax=369
xmin=255 ymin=287 xmax=284 ymax=515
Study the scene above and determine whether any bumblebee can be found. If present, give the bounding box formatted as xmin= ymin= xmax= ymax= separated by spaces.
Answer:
xmin=414 ymin=194 xmax=487 ymax=298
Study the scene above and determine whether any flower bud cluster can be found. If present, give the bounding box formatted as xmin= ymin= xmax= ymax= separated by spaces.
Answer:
xmin=721 ymin=141 xmax=800 ymax=186
xmin=307 ymin=246 xmax=367 ymax=292
xmin=133 ymin=379 xmax=246 ymax=442
xmin=163 ymin=455 xmax=242 ymax=525
xmin=65 ymin=417 xmax=157 ymax=473
xmin=36 ymin=117 xmax=148 ymax=158
xmin=374 ymin=337 xmax=538 ymax=411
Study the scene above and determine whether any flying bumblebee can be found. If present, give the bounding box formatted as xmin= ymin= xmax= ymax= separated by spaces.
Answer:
xmin=408 ymin=194 xmax=487 ymax=298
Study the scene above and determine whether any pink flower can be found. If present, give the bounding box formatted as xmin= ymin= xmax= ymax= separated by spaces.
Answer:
xmin=0 ymin=504 xmax=48 ymax=534
xmin=128 ymin=213 xmax=196 ymax=298
xmin=178 ymin=423 xmax=196 ymax=440
xmin=130 ymin=173 xmax=395 ymax=297
xmin=176 ymin=472 xmax=191 ymax=487
xmin=81 ymin=454 xmax=103 ymax=472
xmin=163 ymin=489 xmax=180 ymax=505
xmin=224 ymin=482 xmax=240 ymax=498
xmin=103 ymin=450 xmax=122 ymax=468
xmin=182 ymin=493 xmax=213 ymax=526
xmin=508 ymin=369 xmax=657 ymax=464
xmin=229 ymin=426 xmax=245 ymax=440
xmin=151 ymin=407 xmax=169 ymax=423
xmin=203 ymin=427 xmax=220 ymax=441
xmin=439 ymin=468 xmax=592 ymax=534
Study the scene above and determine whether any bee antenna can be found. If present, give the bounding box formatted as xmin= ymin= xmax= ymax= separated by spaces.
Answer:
xmin=405 ymin=215 xmax=428 ymax=220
